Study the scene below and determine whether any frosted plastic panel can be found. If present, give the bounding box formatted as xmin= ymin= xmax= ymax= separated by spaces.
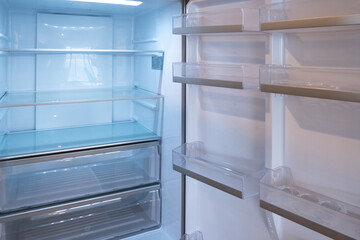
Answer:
xmin=260 ymin=65 xmax=360 ymax=102
xmin=0 ymin=186 xmax=161 ymax=240
xmin=0 ymin=87 xmax=161 ymax=108
xmin=260 ymin=0 xmax=360 ymax=31
xmin=181 ymin=231 xmax=203 ymax=240
xmin=260 ymin=167 xmax=360 ymax=240
xmin=173 ymin=142 xmax=265 ymax=199
xmin=0 ymin=143 xmax=160 ymax=212
xmin=173 ymin=62 xmax=259 ymax=89
xmin=0 ymin=121 xmax=159 ymax=159
xmin=173 ymin=8 xmax=260 ymax=34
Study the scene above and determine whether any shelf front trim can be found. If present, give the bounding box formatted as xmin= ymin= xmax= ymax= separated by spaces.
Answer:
xmin=173 ymin=164 xmax=243 ymax=199
xmin=261 ymin=14 xmax=360 ymax=31
xmin=0 ymin=89 xmax=162 ymax=108
xmin=260 ymin=200 xmax=356 ymax=240
xmin=173 ymin=25 xmax=244 ymax=35
xmin=0 ymin=139 xmax=160 ymax=167
xmin=260 ymin=84 xmax=360 ymax=102
xmin=0 ymin=184 xmax=160 ymax=222
xmin=0 ymin=49 xmax=164 ymax=54
xmin=173 ymin=76 xmax=243 ymax=89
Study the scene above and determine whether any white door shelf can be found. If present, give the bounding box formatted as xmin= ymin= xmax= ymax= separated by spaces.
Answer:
xmin=260 ymin=167 xmax=360 ymax=240
xmin=0 ymin=185 xmax=161 ymax=240
xmin=173 ymin=63 xmax=259 ymax=89
xmin=0 ymin=121 xmax=160 ymax=160
xmin=172 ymin=8 xmax=260 ymax=35
xmin=172 ymin=142 xmax=265 ymax=199
xmin=259 ymin=65 xmax=360 ymax=102
xmin=0 ymin=141 xmax=160 ymax=213
xmin=260 ymin=0 xmax=360 ymax=32
xmin=0 ymin=87 xmax=162 ymax=108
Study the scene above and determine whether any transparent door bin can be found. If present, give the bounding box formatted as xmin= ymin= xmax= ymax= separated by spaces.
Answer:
xmin=0 ymin=142 xmax=160 ymax=213
xmin=260 ymin=65 xmax=360 ymax=103
xmin=0 ymin=98 xmax=163 ymax=159
xmin=260 ymin=0 xmax=360 ymax=32
xmin=260 ymin=167 xmax=360 ymax=240
xmin=172 ymin=8 xmax=260 ymax=35
xmin=181 ymin=231 xmax=204 ymax=240
xmin=172 ymin=142 xmax=265 ymax=199
xmin=0 ymin=185 xmax=161 ymax=240
xmin=173 ymin=63 xmax=260 ymax=89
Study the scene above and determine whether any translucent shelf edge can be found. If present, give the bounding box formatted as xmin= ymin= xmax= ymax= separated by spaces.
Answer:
xmin=0 ymin=87 xmax=162 ymax=108
xmin=260 ymin=0 xmax=360 ymax=32
xmin=259 ymin=65 xmax=360 ymax=103
xmin=0 ymin=49 xmax=164 ymax=55
xmin=173 ymin=62 xmax=260 ymax=89
xmin=172 ymin=8 xmax=260 ymax=35
xmin=260 ymin=167 xmax=360 ymax=240
xmin=0 ymin=121 xmax=161 ymax=160
xmin=261 ymin=14 xmax=360 ymax=32
xmin=172 ymin=142 xmax=265 ymax=199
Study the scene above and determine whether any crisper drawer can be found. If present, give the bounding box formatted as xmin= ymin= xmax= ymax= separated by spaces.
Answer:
xmin=0 ymin=141 xmax=160 ymax=213
xmin=0 ymin=185 xmax=161 ymax=240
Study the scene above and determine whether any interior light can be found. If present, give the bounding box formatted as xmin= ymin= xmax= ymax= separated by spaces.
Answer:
xmin=70 ymin=0 xmax=143 ymax=6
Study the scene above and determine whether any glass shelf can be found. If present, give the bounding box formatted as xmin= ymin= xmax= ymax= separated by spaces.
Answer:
xmin=0 ymin=185 xmax=161 ymax=240
xmin=260 ymin=65 xmax=360 ymax=102
xmin=172 ymin=8 xmax=260 ymax=35
xmin=260 ymin=0 xmax=360 ymax=32
xmin=0 ymin=121 xmax=160 ymax=160
xmin=0 ymin=49 xmax=164 ymax=55
xmin=0 ymin=87 xmax=161 ymax=108
xmin=172 ymin=142 xmax=265 ymax=199
xmin=0 ymin=142 xmax=160 ymax=212
xmin=260 ymin=167 xmax=360 ymax=240
xmin=173 ymin=63 xmax=259 ymax=89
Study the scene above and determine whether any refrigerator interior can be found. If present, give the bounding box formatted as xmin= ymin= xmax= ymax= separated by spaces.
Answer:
xmin=180 ymin=0 xmax=360 ymax=240
xmin=0 ymin=0 xmax=182 ymax=239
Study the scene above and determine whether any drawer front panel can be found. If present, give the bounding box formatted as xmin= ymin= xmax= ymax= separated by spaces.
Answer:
xmin=0 ymin=185 xmax=161 ymax=240
xmin=0 ymin=142 xmax=160 ymax=212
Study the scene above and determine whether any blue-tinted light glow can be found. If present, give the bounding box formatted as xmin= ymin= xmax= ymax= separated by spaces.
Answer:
xmin=69 ymin=0 xmax=143 ymax=6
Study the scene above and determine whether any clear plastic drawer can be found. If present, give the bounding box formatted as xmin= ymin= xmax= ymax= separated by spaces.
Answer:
xmin=0 ymin=142 xmax=160 ymax=213
xmin=0 ymin=185 xmax=161 ymax=240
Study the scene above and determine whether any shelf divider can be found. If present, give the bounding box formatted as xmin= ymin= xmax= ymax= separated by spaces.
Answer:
xmin=260 ymin=167 xmax=360 ymax=240
xmin=172 ymin=142 xmax=265 ymax=199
